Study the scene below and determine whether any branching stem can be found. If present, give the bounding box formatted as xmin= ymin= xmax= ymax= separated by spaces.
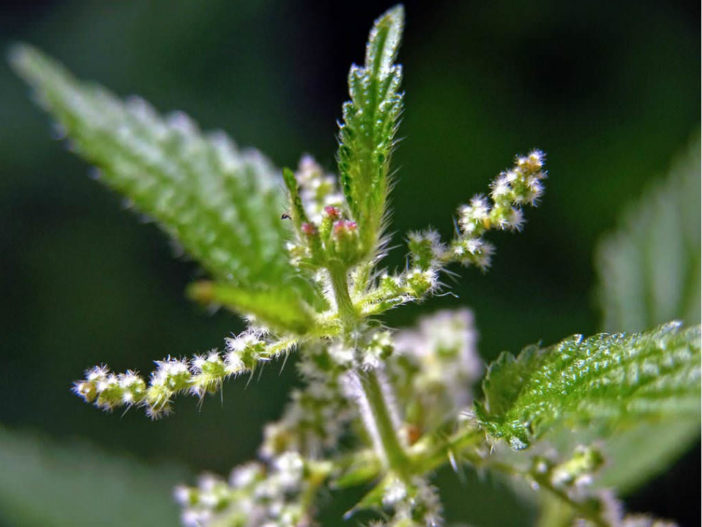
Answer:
xmin=329 ymin=262 xmax=410 ymax=479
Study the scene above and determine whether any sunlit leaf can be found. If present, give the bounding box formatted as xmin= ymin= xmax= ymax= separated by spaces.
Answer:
xmin=337 ymin=5 xmax=404 ymax=255
xmin=10 ymin=45 xmax=322 ymax=328
xmin=476 ymin=323 xmax=701 ymax=450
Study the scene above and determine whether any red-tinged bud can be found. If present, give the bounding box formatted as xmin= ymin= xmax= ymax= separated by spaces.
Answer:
xmin=333 ymin=220 xmax=357 ymax=235
xmin=324 ymin=206 xmax=341 ymax=220
xmin=330 ymin=220 xmax=361 ymax=263
xmin=301 ymin=222 xmax=318 ymax=236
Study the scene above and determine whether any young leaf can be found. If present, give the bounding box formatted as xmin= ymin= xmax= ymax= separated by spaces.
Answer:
xmin=0 ymin=426 xmax=186 ymax=527
xmin=596 ymin=135 xmax=701 ymax=333
xmin=475 ymin=322 xmax=701 ymax=450
xmin=10 ymin=45 xmax=322 ymax=329
xmin=337 ymin=5 xmax=404 ymax=256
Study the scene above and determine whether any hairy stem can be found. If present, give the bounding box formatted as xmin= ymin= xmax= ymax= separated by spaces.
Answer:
xmin=359 ymin=368 xmax=409 ymax=477
xmin=328 ymin=263 xmax=409 ymax=478
xmin=328 ymin=265 xmax=357 ymax=325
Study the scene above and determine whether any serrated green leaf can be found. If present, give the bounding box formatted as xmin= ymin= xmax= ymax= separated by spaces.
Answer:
xmin=596 ymin=135 xmax=701 ymax=333
xmin=597 ymin=417 xmax=700 ymax=494
xmin=10 ymin=45 xmax=322 ymax=325
xmin=476 ymin=323 xmax=701 ymax=450
xmin=188 ymin=280 xmax=315 ymax=334
xmin=591 ymin=135 xmax=702 ymax=494
xmin=0 ymin=426 xmax=186 ymax=527
xmin=337 ymin=5 xmax=404 ymax=255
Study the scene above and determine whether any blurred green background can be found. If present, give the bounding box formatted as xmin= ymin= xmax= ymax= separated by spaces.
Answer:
xmin=0 ymin=0 xmax=698 ymax=525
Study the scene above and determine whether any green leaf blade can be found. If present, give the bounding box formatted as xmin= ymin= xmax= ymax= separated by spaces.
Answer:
xmin=596 ymin=135 xmax=701 ymax=333
xmin=476 ymin=323 xmax=701 ymax=450
xmin=337 ymin=5 xmax=404 ymax=255
xmin=10 ymin=45 xmax=322 ymax=323
xmin=188 ymin=280 xmax=316 ymax=334
xmin=590 ymin=135 xmax=702 ymax=493
xmin=0 ymin=427 xmax=186 ymax=527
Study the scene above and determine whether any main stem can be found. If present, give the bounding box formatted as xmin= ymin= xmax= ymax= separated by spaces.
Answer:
xmin=359 ymin=368 xmax=409 ymax=477
xmin=328 ymin=265 xmax=356 ymax=325
xmin=328 ymin=263 xmax=410 ymax=478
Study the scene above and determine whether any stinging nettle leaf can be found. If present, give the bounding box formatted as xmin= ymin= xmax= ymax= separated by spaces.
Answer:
xmin=10 ymin=45 xmax=322 ymax=330
xmin=596 ymin=135 xmax=701 ymax=333
xmin=475 ymin=322 xmax=701 ymax=450
xmin=337 ymin=5 xmax=404 ymax=256
xmin=592 ymin=135 xmax=702 ymax=493
xmin=188 ymin=280 xmax=315 ymax=335
xmin=0 ymin=426 xmax=186 ymax=527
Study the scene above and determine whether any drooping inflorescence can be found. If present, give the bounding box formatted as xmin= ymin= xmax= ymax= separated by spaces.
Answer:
xmin=360 ymin=151 xmax=547 ymax=318
xmin=450 ymin=150 xmax=545 ymax=268
xmin=73 ymin=331 xmax=295 ymax=418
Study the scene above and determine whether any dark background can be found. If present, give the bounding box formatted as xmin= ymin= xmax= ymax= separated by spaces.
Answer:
xmin=0 ymin=0 xmax=699 ymax=525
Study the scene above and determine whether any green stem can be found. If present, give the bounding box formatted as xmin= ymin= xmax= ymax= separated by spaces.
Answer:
xmin=409 ymin=424 xmax=483 ymax=474
xmin=328 ymin=265 xmax=357 ymax=325
xmin=359 ymin=368 xmax=410 ymax=478
xmin=325 ymin=264 xmax=409 ymax=478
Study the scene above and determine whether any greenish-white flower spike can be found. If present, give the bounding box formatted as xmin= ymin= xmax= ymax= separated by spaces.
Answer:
xmin=448 ymin=149 xmax=546 ymax=269
xmin=260 ymin=342 xmax=354 ymax=459
xmin=360 ymin=151 xmax=546 ymax=317
xmin=175 ymin=453 xmax=330 ymax=527
xmin=73 ymin=332 xmax=295 ymax=418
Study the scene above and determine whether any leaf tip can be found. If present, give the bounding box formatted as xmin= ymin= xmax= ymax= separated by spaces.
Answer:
xmin=366 ymin=4 xmax=405 ymax=71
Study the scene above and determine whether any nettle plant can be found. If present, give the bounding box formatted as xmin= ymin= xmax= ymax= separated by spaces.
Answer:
xmin=12 ymin=6 xmax=701 ymax=527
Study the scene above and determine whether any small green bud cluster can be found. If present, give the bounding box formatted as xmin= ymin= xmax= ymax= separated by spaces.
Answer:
xmin=327 ymin=328 xmax=395 ymax=370
xmin=529 ymin=446 xmax=605 ymax=496
xmin=73 ymin=331 xmax=292 ymax=418
xmin=175 ymin=453 xmax=330 ymax=527
xmin=522 ymin=447 xmax=674 ymax=526
xmin=407 ymin=230 xmax=446 ymax=271
xmin=378 ymin=476 xmax=443 ymax=527
xmin=295 ymin=155 xmax=345 ymax=224
xmin=449 ymin=150 xmax=545 ymax=269
xmin=284 ymin=156 xmax=364 ymax=270
xmin=361 ymin=269 xmax=441 ymax=316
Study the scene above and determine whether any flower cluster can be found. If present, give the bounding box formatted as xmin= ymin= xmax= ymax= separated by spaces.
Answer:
xmin=528 ymin=446 xmax=605 ymax=498
xmin=362 ymin=152 xmax=546 ymax=318
xmin=73 ymin=331 xmax=294 ymax=418
xmin=260 ymin=342 xmax=354 ymax=459
xmin=521 ymin=446 xmax=676 ymax=527
xmin=294 ymin=155 xmax=345 ymax=224
xmin=378 ymin=476 xmax=443 ymax=527
xmin=449 ymin=150 xmax=546 ymax=269
xmin=284 ymin=156 xmax=365 ymax=271
xmin=399 ymin=151 xmax=546 ymax=274
xmin=391 ymin=309 xmax=482 ymax=434
xmin=175 ymin=452 xmax=330 ymax=527
xmin=360 ymin=268 xmax=441 ymax=317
